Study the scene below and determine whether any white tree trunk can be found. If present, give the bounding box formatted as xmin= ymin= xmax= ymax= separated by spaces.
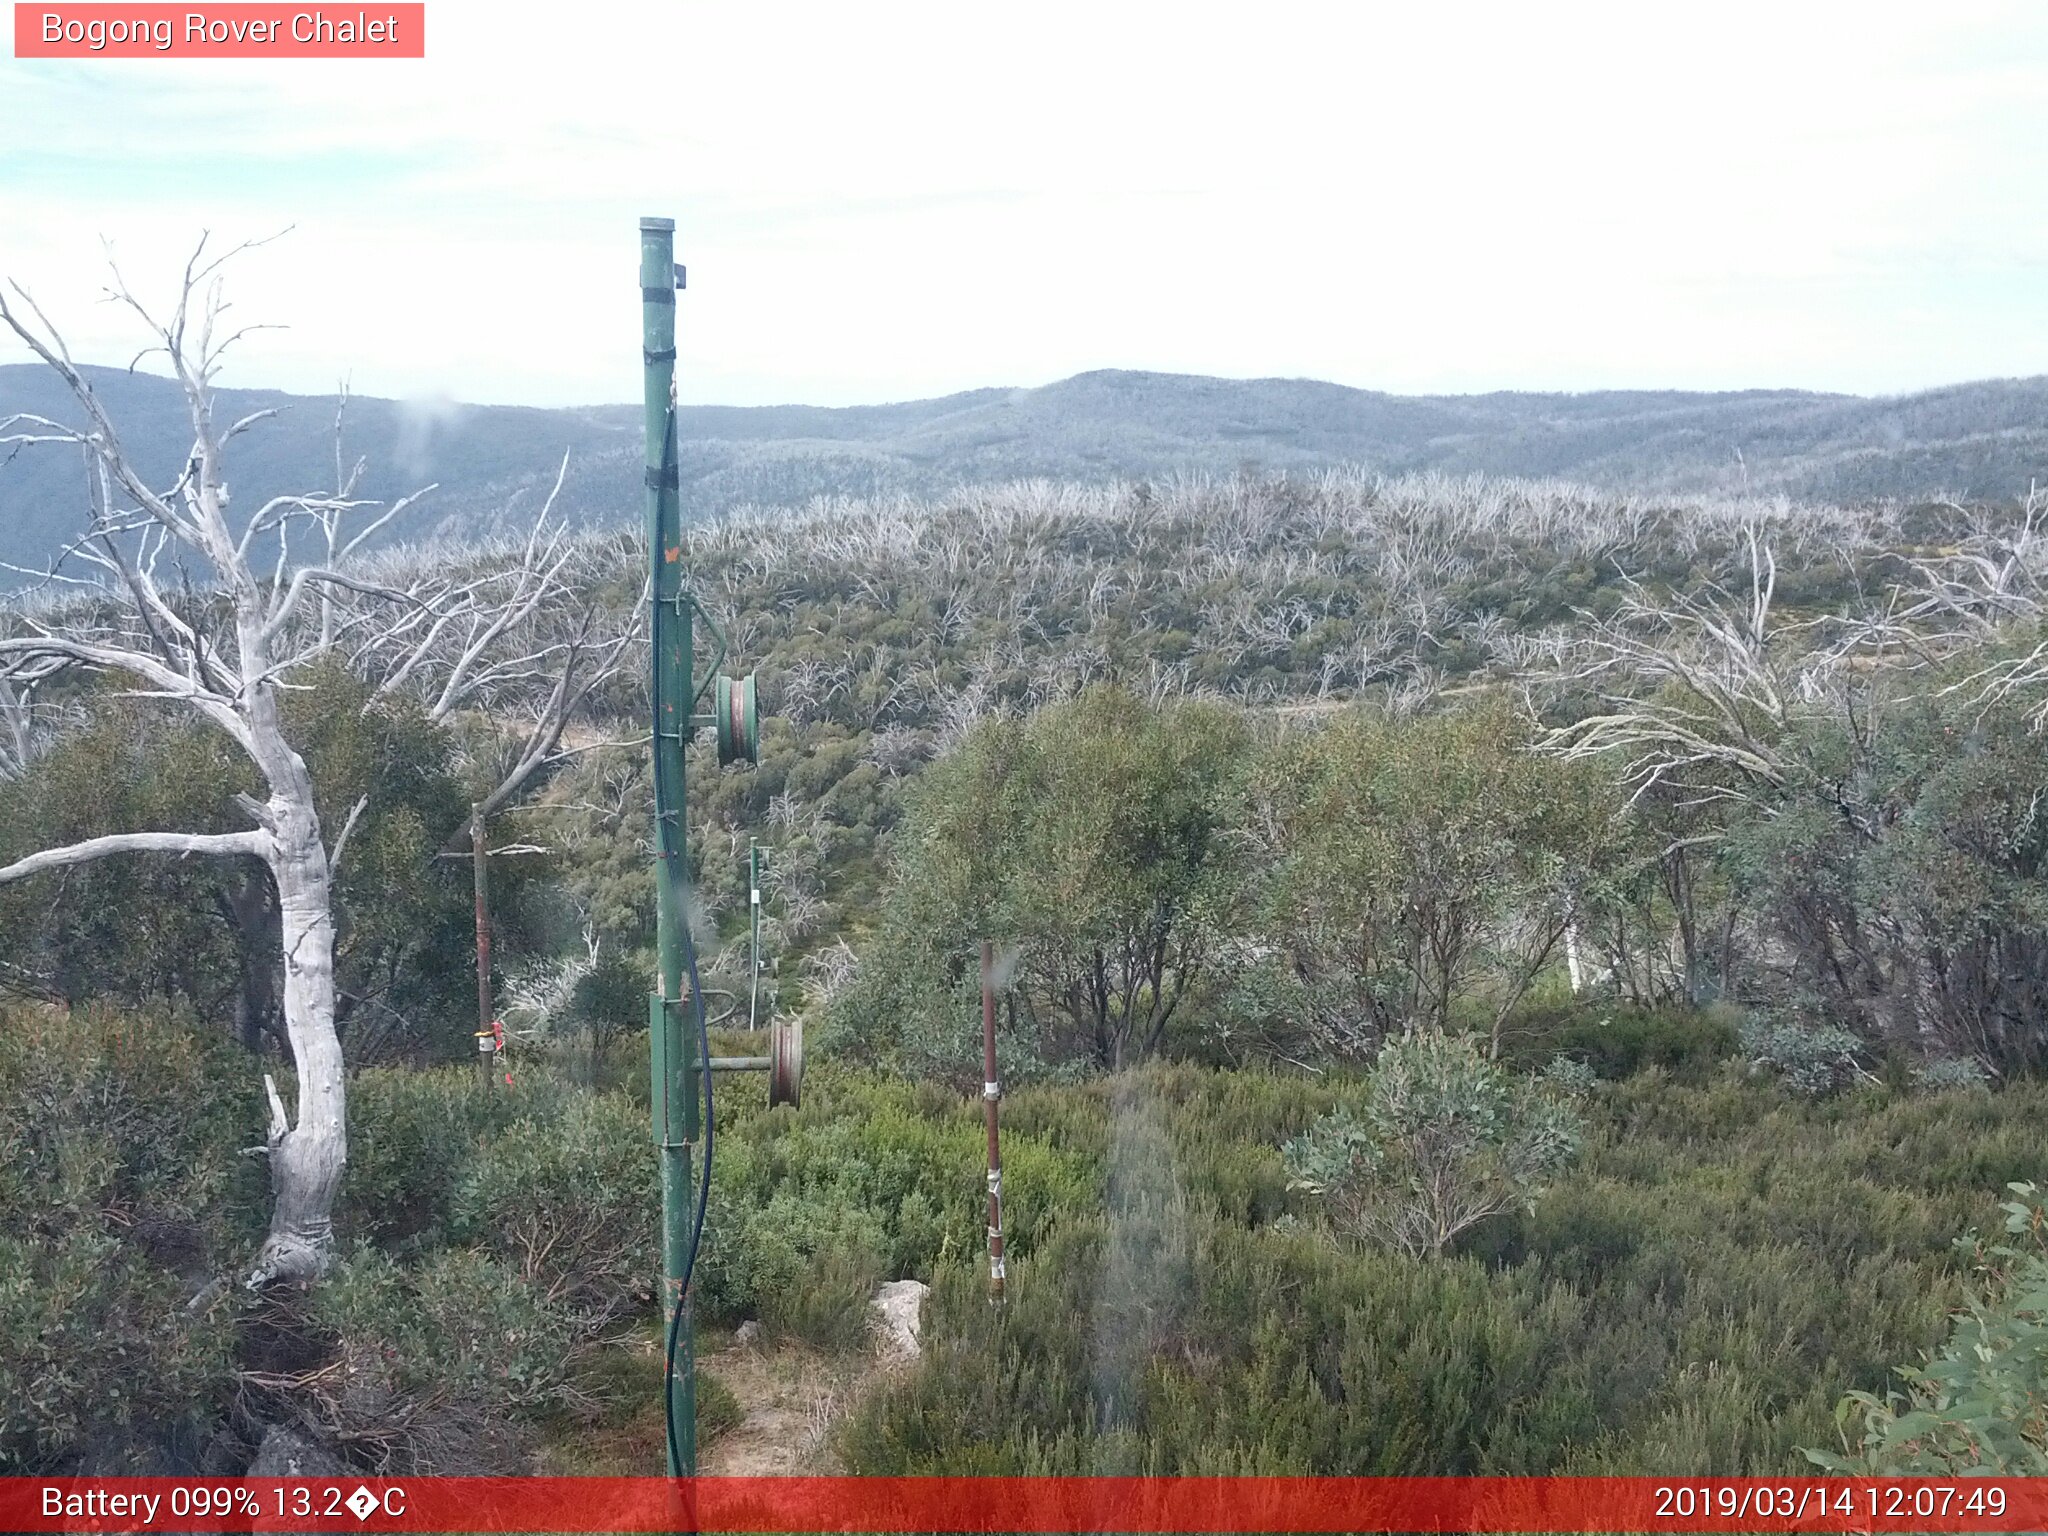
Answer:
xmin=237 ymin=602 xmax=349 ymax=1283
xmin=250 ymin=816 xmax=347 ymax=1285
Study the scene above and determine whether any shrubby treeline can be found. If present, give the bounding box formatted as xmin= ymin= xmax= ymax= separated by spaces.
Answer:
xmin=6 ymin=468 xmax=2046 ymax=1476
xmin=829 ymin=676 xmax=2048 ymax=1087
xmin=11 ymin=470 xmax=2042 ymax=1071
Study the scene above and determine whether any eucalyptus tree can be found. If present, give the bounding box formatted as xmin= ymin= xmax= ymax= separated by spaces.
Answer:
xmin=1525 ymin=519 xmax=2048 ymax=1064
xmin=834 ymin=684 xmax=1249 ymax=1076
xmin=1248 ymin=699 xmax=1623 ymax=1056
xmin=0 ymin=240 xmax=632 ymax=1283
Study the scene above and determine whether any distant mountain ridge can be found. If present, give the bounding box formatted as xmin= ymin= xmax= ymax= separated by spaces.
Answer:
xmin=3 ymin=364 xmax=2044 ymax=581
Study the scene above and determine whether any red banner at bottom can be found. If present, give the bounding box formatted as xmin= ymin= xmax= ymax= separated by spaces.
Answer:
xmin=3 ymin=1476 xmax=2040 ymax=1533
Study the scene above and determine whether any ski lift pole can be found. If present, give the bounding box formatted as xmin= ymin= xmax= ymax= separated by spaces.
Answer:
xmin=642 ymin=216 xmax=698 ymax=1481
xmin=641 ymin=217 xmax=785 ymax=1487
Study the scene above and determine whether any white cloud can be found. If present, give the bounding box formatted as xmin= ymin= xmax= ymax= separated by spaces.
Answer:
xmin=3 ymin=0 xmax=2044 ymax=405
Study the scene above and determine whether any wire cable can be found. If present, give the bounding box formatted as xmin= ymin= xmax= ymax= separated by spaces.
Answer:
xmin=651 ymin=391 xmax=714 ymax=1473
xmin=661 ymin=911 xmax=713 ymax=1477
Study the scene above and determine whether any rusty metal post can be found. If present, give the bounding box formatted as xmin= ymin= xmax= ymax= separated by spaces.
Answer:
xmin=982 ymin=940 xmax=1006 ymax=1305
xmin=471 ymin=802 xmax=493 ymax=1093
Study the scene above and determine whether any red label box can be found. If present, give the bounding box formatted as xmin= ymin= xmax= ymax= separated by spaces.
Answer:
xmin=13 ymin=3 xmax=425 ymax=56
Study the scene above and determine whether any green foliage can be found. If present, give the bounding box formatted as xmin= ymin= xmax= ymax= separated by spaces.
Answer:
xmin=573 ymin=946 xmax=649 ymax=1051
xmin=0 ymin=667 xmax=522 ymax=1060
xmin=1739 ymin=1014 xmax=1871 ymax=1099
xmin=1914 ymin=1056 xmax=1994 ymax=1094
xmin=832 ymin=684 xmax=1250 ymax=1075
xmin=0 ymin=1002 xmax=258 ymax=1472
xmin=288 ymin=668 xmax=488 ymax=1057
xmin=7 ymin=996 xmax=2048 ymax=1480
xmin=0 ymin=699 xmax=247 ymax=1010
xmin=450 ymin=1090 xmax=657 ymax=1330
xmin=840 ymin=1065 xmax=2048 ymax=1476
xmin=761 ymin=1242 xmax=887 ymax=1351
xmin=1505 ymin=1001 xmax=1741 ymax=1082
xmin=696 ymin=1367 xmax=744 ymax=1441
xmin=1719 ymin=682 xmax=2048 ymax=1076
xmin=14 ymin=461 xmax=2048 ymax=1481
xmin=1282 ymin=1032 xmax=1584 ymax=1257
xmin=304 ymin=1246 xmax=585 ymax=1471
xmin=339 ymin=1068 xmax=498 ymax=1248
xmin=694 ymin=1070 xmax=1097 ymax=1327
xmin=1245 ymin=702 xmax=1627 ymax=1054
xmin=1807 ymin=1182 xmax=2048 ymax=1475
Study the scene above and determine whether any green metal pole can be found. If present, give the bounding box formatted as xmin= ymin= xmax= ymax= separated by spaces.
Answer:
xmin=641 ymin=215 xmax=697 ymax=1479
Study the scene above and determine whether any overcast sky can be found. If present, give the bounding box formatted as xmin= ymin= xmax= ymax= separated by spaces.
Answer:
xmin=3 ymin=2 xmax=2044 ymax=408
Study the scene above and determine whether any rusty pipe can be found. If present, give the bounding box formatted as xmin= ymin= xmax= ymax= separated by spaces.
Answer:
xmin=982 ymin=939 xmax=1006 ymax=1305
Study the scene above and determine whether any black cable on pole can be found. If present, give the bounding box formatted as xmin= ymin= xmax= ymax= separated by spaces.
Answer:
xmin=662 ymin=912 xmax=713 ymax=1479
xmin=651 ymin=382 xmax=714 ymax=1468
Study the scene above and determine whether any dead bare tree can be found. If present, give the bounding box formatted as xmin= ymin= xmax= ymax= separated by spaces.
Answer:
xmin=1889 ymin=487 xmax=2048 ymax=726
xmin=0 ymin=238 xmax=384 ymax=1284
xmin=1530 ymin=528 xmax=1867 ymax=808
xmin=353 ymin=487 xmax=639 ymax=837
xmin=0 ymin=238 xmax=630 ymax=1285
xmin=0 ymin=676 xmax=39 ymax=780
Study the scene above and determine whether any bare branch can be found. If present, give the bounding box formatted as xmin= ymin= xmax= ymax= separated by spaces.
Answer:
xmin=328 ymin=794 xmax=369 ymax=874
xmin=0 ymin=828 xmax=271 ymax=885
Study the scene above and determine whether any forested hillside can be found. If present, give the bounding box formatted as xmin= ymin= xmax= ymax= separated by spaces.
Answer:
xmin=6 ymin=462 xmax=2047 ymax=1478
xmin=5 ymin=362 xmax=2047 ymax=581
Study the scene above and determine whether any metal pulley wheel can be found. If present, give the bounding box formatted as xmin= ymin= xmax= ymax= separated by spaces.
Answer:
xmin=768 ymin=1017 xmax=802 ymax=1108
xmin=715 ymin=672 xmax=760 ymax=766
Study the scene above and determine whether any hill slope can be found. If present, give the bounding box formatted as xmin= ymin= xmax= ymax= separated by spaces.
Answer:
xmin=3 ymin=364 xmax=2044 ymax=579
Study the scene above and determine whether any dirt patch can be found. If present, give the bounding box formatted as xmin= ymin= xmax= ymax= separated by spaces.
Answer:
xmin=698 ymin=1340 xmax=873 ymax=1475
xmin=531 ymin=1309 xmax=919 ymax=1476
xmin=698 ymin=1288 xmax=927 ymax=1472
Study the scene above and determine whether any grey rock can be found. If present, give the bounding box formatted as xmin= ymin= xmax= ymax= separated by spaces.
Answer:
xmin=247 ymin=1425 xmax=348 ymax=1478
xmin=870 ymin=1279 xmax=929 ymax=1361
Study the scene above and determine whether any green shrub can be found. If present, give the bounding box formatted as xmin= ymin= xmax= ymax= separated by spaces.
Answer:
xmin=1806 ymin=1182 xmax=2048 ymax=1475
xmin=691 ymin=1069 xmax=1095 ymax=1327
xmin=840 ymin=1069 xmax=2048 ymax=1476
xmin=762 ymin=1241 xmax=887 ymax=1351
xmin=1283 ymin=1032 xmax=1583 ymax=1257
xmin=1914 ymin=1057 xmax=1993 ymax=1095
xmin=0 ymin=1003 xmax=252 ymax=1473
xmin=697 ymin=1367 xmax=744 ymax=1441
xmin=1740 ymin=1014 xmax=1872 ymax=1098
xmin=0 ymin=1225 xmax=238 ymax=1473
xmin=450 ymin=1089 xmax=656 ymax=1329
xmin=1507 ymin=1003 xmax=1740 ymax=1082
xmin=298 ymin=1246 xmax=586 ymax=1472
xmin=340 ymin=1067 xmax=495 ymax=1248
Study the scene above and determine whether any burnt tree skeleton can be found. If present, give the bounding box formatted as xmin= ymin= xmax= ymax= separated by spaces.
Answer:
xmin=0 ymin=238 xmax=636 ymax=1284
